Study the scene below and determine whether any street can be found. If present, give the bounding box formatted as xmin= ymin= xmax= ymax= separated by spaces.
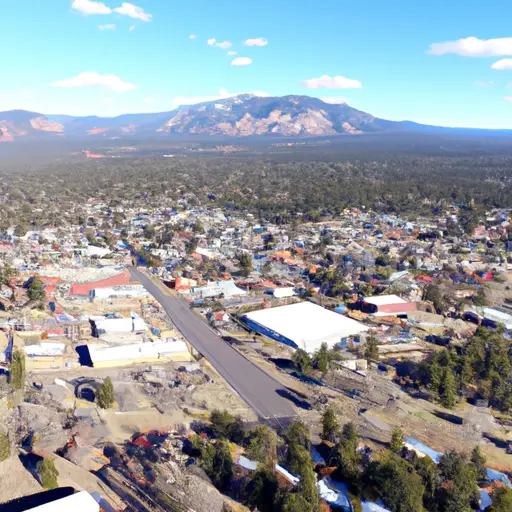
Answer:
xmin=129 ymin=267 xmax=296 ymax=420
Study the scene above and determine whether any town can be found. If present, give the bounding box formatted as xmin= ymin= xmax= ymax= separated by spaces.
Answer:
xmin=0 ymin=191 xmax=510 ymax=511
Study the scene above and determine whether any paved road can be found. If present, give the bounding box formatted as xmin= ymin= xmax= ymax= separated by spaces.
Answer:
xmin=130 ymin=267 xmax=296 ymax=420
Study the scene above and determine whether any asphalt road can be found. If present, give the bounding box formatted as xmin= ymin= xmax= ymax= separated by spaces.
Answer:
xmin=130 ymin=267 xmax=296 ymax=420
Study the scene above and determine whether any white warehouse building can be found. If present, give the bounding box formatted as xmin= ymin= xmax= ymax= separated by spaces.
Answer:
xmin=243 ymin=301 xmax=368 ymax=354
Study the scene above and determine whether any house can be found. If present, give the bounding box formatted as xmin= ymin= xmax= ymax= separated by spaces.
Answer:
xmin=362 ymin=295 xmax=417 ymax=317
xmin=191 ymin=279 xmax=247 ymax=299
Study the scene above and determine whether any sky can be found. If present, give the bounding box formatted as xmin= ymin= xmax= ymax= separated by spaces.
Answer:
xmin=2 ymin=1 xmax=512 ymax=128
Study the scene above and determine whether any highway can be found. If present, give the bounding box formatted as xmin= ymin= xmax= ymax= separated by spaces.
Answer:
xmin=130 ymin=267 xmax=296 ymax=420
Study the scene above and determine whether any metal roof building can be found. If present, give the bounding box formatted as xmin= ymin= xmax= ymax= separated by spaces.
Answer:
xmin=243 ymin=301 xmax=368 ymax=354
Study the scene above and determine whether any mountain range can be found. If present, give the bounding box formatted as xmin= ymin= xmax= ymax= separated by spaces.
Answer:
xmin=0 ymin=94 xmax=455 ymax=141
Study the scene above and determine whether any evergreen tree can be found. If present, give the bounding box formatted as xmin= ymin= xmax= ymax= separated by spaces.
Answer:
xmin=293 ymin=349 xmax=312 ymax=375
xmin=314 ymin=342 xmax=330 ymax=373
xmin=246 ymin=425 xmax=278 ymax=467
xmin=321 ymin=407 xmax=340 ymax=443
xmin=440 ymin=368 xmax=457 ymax=408
xmin=10 ymin=349 xmax=25 ymax=390
xmin=437 ymin=451 xmax=479 ymax=512
xmin=470 ymin=446 xmax=487 ymax=481
xmin=283 ymin=450 xmax=320 ymax=512
xmin=366 ymin=452 xmax=424 ymax=512
xmin=210 ymin=439 xmax=233 ymax=491
xmin=209 ymin=410 xmax=244 ymax=443
xmin=96 ymin=376 xmax=115 ymax=409
xmin=246 ymin=468 xmax=280 ymax=512
xmin=238 ymin=253 xmax=252 ymax=277
xmin=27 ymin=276 xmax=46 ymax=303
xmin=342 ymin=422 xmax=358 ymax=444
xmin=364 ymin=330 xmax=379 ymax=364
xmin=286 ymin=422 xmax=311 ymax=474
xmin=428 ymin=356 xmax=442 ymax=398
xmin=488 ymin=487 xmax=512 ymax=512
xmin=414 ymin=455 xmax=439 ymax=510
xmin=389 ymin=427 xmax=404 ymax=454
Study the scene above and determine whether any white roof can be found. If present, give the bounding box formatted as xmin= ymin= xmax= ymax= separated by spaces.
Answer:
xmin=245 ymin=301 xmax=368 ymax=353
xmin=27 ymin=491 xmax=99 ymax=512
xmin=364 ymin=294 xmax=407 ymax=306
xmin=89 ymin=340 xmax=188 ymax=363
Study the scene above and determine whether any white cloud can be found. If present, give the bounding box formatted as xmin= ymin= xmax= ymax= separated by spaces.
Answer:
xmin=244 ymin=38 xmax=268 ymax=47
xmin=172 ymin=88 xmax=269 ymax=107
xmin=52 ymin=71 xmax=138 ymax=92
xmin=301 ymin=74 xmax=362 ymax=89
xmin=491 ymin=59 xmax=512 ymax=70
xmin=505 ymin=97 xmax=512 ymax=102
xmin=320 ymin=97 xmax=347 ymax=104
xmin=129 ymin=24 xmax=135 ymax=31
xmin=227 ymin=51 xmax=237 ymax=56
xmin=72 ymin=0 xmax=112 ymax=15
xmin=231 ymin=57 xmax=252 ymax=66
xmin=189 ymin=34 xmax=197 ymax=40
xmin=98 ymin=23 xmax=116 ymax=30
xmin=207 ymin=38 xmax=232 ymax=49
xmin=474 ymin=80 xmax=494 ymax=87
xmin=144 ymin=97 xmax=155 ymax=104
xmin=102 ymin=97 xmax=113 ymax=104
xmin=428 ymin=36 xmax=512 ymax=57
xmin=114 ymin=2 xmax=152 ymax=22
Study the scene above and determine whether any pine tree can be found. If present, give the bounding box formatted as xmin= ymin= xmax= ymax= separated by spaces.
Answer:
xmin=27 ymin=276 xmax=45 ymax=303
xmin=314 ymin=342 xmax=330 ymax=373
xmin=390 ymin=426 xmax=404 ymax=454
xmin=10 ymin=349 xmax=25 ymax=390
xmin=470 ymin=446 xmax=487 ymax=481
xmin=321 ymin=407 xmax=340 ymax=443
xmin=96 ymin=376 xmax=115 ymax=409
xmin=293 ymin=349 xmax=312 ymax=375
xmin=429 ymin=358 xmax=443 ymax=398
xmin=489 ymin=487 xmax=512 ymax=512
xmin=364 ymin=330 xmax=379 ymax=364
xmin=440 ymin=368 xmax=457 ymax=408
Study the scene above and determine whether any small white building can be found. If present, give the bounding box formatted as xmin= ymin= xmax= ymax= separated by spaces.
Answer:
xmin=87 ymin=339 xmax=190 ymax=368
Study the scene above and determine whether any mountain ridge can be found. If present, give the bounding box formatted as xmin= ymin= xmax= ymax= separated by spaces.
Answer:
xmin=0 ymin=94 xmax=468 ymax=140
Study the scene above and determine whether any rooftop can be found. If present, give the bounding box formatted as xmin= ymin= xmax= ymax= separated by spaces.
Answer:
xmin=363 ymin=294 xmax=408 ymax=306
xmin=244 ymin=301 xmax=368 ymax=353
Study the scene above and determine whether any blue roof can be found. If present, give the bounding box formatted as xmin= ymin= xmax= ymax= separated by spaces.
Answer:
xmin=404 ymin=437 xmax=442 ymax=463
xmin=486 ymin=468 xmax=512 ymax=488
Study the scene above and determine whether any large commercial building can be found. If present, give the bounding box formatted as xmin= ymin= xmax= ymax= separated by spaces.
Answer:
xmin=243 ymin=301 xmax=368 ymax=354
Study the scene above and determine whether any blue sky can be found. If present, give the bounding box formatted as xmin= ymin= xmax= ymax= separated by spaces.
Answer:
xmin=2 ymin=0 xmax=512 ymax=127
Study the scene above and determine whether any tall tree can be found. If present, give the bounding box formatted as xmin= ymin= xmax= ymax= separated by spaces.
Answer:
xmin=321 ymin=407 xmax=340 ymax=443
xmin=470 ymin=446 xmax=487 ymax=481
xmin=440 ymin=367 xmax=457 ymax=409
xmin=246 ymin=425 xmax=278 ymax=468
xmin=27 ymin=276 xmax=46 ymax=303
xmin=96 ymin=376 xmax=115 ymax=409
xmin=364 ymin=330 xmax=379 ymax=364
xmin=10 ymin=349 xmax=25 ymax=390
xmin=293 ymin=349 xmax=312 ymax=375
xmin=286 ymin=422 xmax=311 ymax=474
xmin=366 ymin=452 xmax=424 ymax=512
xmin=314 ymin=342 xmax=330 ymax=374
xmin=488 ymin=487 xmax=512 ymax=512
xmin=437 ymin=451 xmax=479 ymax=512
xmin=389 ymin=427 xmax=404 ymax=454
